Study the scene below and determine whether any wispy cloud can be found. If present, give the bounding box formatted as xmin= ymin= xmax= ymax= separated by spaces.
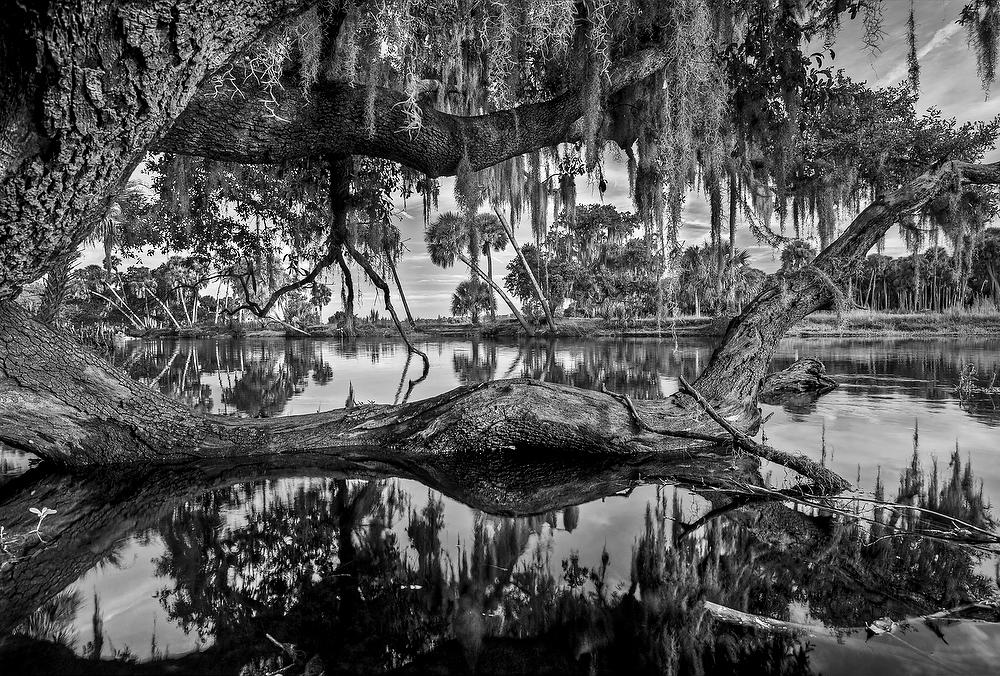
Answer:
xmin=876 ymin=21 xmax=962 ymax=87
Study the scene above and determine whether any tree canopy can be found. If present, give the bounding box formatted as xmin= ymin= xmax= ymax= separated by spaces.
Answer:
xmin=5 ymin=0 xmax=1000 ymax=304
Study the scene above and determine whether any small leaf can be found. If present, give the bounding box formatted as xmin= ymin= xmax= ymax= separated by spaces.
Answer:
xmin=29 ymin=508 xmax=41 ymax=516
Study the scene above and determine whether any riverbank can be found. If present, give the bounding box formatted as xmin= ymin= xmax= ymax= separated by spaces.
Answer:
xmin=430 ymin=311 xmax=1000 ymax=338
xmin=786 ymin=310 xmax=1000 ymax=337
xmin=123 ymin=310 xmax=1000 ymax=340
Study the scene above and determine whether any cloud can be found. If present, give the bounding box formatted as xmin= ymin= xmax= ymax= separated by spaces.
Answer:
xmin=875 ymin=21 xmax=962 ymax=87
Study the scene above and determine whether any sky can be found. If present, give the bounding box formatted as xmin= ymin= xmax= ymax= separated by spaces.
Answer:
xmin=84 ymin=0 xmax=1000 ymax=319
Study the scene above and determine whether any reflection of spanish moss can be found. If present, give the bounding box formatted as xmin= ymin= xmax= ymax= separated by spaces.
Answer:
xmin=0 ymin=443 xmax=996 ymax=674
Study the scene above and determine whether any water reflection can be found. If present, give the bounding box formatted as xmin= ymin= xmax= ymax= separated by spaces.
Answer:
xmin=110 ymin=337 xmax=711 ymax=418
xmin=104 ymin=336 xmax=1000 ymax=424
xmin=3 ymin=335 xmax=1000 ymax=673
xmin=0 ymin=443 xmax=996 ymax=675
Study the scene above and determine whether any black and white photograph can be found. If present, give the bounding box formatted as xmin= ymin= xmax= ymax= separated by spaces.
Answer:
xmin=2 ymin=1 xmax=1000 ymax=674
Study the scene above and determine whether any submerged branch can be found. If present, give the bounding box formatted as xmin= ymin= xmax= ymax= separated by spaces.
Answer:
xmin=677 ymin=375 xmax=850 ymax=493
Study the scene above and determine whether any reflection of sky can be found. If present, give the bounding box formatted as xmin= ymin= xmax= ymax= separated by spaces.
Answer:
xmin=78 ymin=1 xmax=1000 ymax=318
xmin=61 ymin=476 xmax=702 ymax=662
xmin=117 ymin=334 xmax=1000 ymax=503
xmin=15 ymin=333 xmax=998 ymax=663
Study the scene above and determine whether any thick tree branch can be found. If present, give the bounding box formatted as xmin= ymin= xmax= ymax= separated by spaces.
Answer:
xmin=694 ymin=160 xmax=1000 ymax=414
xmin=0 ymin=0 xmax=318 ymax=299
xmin=153 ymin=47 xmax=671 ymax=176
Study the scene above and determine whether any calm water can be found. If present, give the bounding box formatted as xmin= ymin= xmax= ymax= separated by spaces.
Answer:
xmin=1 ymin=335 xmax=998 ymax=674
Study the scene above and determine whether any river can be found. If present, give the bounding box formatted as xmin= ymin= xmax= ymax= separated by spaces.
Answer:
xmin=1 ymin=335 xmax=998 ymax=674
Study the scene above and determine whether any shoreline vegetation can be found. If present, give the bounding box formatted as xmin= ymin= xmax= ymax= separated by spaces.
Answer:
xmin=108 ymin=309 xmax=1000 ymax=342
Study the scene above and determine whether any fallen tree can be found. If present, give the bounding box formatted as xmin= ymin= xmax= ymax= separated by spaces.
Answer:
xmin=3 ymin=2 xmax=1000 ymax=492
xmin=3 ymin=159 xmax=1000 ymax=490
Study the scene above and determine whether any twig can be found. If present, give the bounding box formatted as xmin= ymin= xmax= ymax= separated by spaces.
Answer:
xmin=677 ymin=375 xmax=851 ymax=493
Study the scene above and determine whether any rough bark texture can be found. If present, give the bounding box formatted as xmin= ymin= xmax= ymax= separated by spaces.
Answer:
xmin=0 ymin=0 xmax=314 ymax=298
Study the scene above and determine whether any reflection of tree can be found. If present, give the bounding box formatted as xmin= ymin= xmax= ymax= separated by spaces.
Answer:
xmin=515 ymin=339 xmax=695 ymax=400
xmin=773 ymin=338 xmax=1000 ymax=427
xmin=121 ymin=340 xmax=335 ymax=417
xmin=451 ymin=341 xmax=497 ymax=385
xmin=792 ymin=443 xmax=997 ymax=625
xmin=10 ymin=590 xmax=81 ymax=649
xmin=140 ymin=458 xmax=994 ymax=674
xmin=1 ymin=437 xmax=997 ymax=674
xmin=222 ymin=351 xmax=311 ymax=417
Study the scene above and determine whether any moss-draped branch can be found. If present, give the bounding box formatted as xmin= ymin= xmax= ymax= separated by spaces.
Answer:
xmin=153 ymin=47 xmax=671 ymax=176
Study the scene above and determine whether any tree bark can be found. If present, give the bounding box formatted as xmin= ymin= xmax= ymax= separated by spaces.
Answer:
xmin=0 ymin=0 xmax=315 ymax=299
xmin=335 ymin=250 xmax=356 ymax=337
xmin=486 ymin=249 xmax=497 ymax=321
xmin=154 ymin=48 xmax=671 ymax=175
xmin=729 ymin=169 xmax=738 ymax=265
xmin=327 ymin=154 xmax=357 ymax=337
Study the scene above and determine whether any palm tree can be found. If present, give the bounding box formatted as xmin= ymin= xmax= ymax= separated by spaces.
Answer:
xmin=450 ymin=280 xmax=494 ymax=325
xmin=86 ymin=181 xmax=150 ymax=278
xmin=426 ymin=212 xmax=534 ymax=335
xmin=475 ymin=213 xmax=508 ymax=321
xmin=779 ymin=239 xmax=817 ymax=274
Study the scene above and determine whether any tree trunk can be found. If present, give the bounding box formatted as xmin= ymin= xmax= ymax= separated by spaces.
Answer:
xmin=492 ymin=207 xmax=557 ymax=332
xmin=214 ymin=279 xmax=223 ymax=324
xmin=987 ymin=263 xmax=1000 ymax=309
xmin=710 ymin=173 xmax=723 ymax=296
xmin=103 ymin=230 xmax=114 ymax=278
xmin=387 ymin=254 xmax=417 ymax=330
xmin=486 ymin=249 xmax=497 ymax=321
xmin=177 ymin=289 xmax=192 ymax=326
xmin=729 ymin=170 xmax=738 ymax=265
xmin=0 ymin=0 xmax=315 ymax=299
xmin=336 ymin=250 xmax=357 ymax=337
xmin=327 ymin=154 xmax=356 ymax=338
xmin=457 ymin=252 xmax=535 ymax=336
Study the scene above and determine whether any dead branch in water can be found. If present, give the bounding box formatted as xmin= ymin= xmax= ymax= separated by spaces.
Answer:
xmin=599 ymin=376 xmax=849 ymax=493
xmin=677 ymin=375 xmax=851 ymax=494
